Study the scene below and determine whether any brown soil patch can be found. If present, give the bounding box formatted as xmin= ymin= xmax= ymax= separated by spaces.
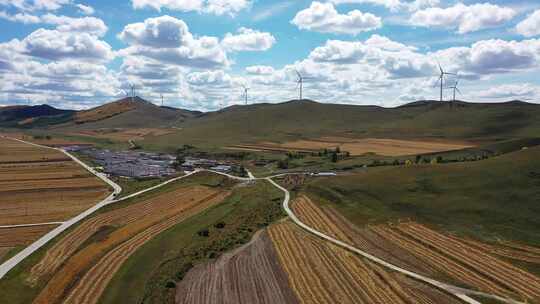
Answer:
xmin=0 ymin=225 xmax=58 ymax=247
xmin=175 ymin=230 xmax=299 ymax=304
xmin=32 ymin=186 xmax=228 ymax=304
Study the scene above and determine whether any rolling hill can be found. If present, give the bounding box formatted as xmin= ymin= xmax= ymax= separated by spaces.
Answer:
xmin=0 ymin=97 xmax=200 ymax=130
xmin=141 ymin=99 xmax=540 ymax=149
xmin=0 ymin=104 xmax=74 ymax=128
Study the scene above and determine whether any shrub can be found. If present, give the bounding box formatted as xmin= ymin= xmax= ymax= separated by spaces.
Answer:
xmin=165 ymin=281 xmax=176 ymax=288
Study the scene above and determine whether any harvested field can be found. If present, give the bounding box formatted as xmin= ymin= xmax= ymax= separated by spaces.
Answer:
xmin=292 ymin=195 xmax=540 ymax=302
xmin=0 ymin=137 xmax=70 ymax=163
xmin=268 ymin=221 xmax=459 ymax=304
xmin=32 ymin=186 xmax=228 ymax=304
xmin=228 ymin=138 xmax=473 ymax=156
xmin=0 ymin=137 xmax=109 ymax=225
xmin=175 ymin=230 xmax=299 ymax=304
xmin=71 ymin=128 xmax=176 ymax=143
xmin=0 ymin=225 xmax=57 ymax=247
xmin=2 ymin=133 xmax=92 ymax=147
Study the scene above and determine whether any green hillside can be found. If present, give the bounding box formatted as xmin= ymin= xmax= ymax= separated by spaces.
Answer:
xmin=141 ymin=99 xmax=540 ymax=150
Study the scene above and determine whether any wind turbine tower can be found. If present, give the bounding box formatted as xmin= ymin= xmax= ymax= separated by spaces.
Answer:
xmin=448 ymin=78 xmax=462 ymax=106
xmin=296 ymin=70 xmax=303 ymax=100
xmin=437 ymin=63 xmax=456 ymax=102
xmin=161 ymin=94 xmax=164 ymax=107
xmin=129 ymin=84 xmax=135 ymax=103
xmin=242 ymin=85 xmax=249 ymax=105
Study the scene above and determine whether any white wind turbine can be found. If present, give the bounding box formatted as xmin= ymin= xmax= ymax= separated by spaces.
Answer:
xmin=241 ymin=85 xmax=249 ymax=105
xmin=437 ymin=62 xmax=456 ymax=102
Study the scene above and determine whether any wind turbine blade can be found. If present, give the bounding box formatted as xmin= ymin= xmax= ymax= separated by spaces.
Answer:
xmin=456 ymin=88 xmax=462 ymax=95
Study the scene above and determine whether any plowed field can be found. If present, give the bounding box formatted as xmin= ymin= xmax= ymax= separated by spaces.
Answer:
xmin=175 ymin=230 xmax=299 ymax=304
xmin=0 ymin=225 xmax=58 ymax=247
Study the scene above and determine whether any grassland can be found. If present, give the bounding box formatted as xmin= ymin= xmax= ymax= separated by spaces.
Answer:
xmin=304 ymin=145 xmax=540 ymax=247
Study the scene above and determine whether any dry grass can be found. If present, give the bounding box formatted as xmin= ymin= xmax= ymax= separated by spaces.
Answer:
xmin=74 ymin=101 xmax=136 ymax=123
xmin=31 ymin=186 xmax=228 ymax=304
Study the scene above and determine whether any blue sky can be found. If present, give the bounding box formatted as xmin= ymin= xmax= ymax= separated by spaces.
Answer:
xmin=0 ymin=0 xmax=539 ymax=110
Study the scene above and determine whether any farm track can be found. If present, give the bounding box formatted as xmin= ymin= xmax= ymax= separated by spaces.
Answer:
xmin=31 ymin=188 xmax=227 ymax=304
xmin=63 ymin=191 xmax=228 ymax=304
xmin=175 ymin=231 xmax=300 ymax=304
xmin=28 ymin=186 xmax=215 ymax=285
xmin=0 ymin=225 xmax=58 ymax=247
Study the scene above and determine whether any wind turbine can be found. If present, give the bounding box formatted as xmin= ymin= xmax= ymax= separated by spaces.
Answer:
xmin=295 ymin=70 xmax=303 ymax=100
xmin=437 ymin=62 xmax=456 ymax=102
xmin=241 ymin=85 xmax=249 ymax=105
xmin=448 ymin=78 xmax=462 ymax=106
xmin=128 ymin=83 xmax=136 ymax=103
xmin=161 ymin=94 xmax=164 ymax=107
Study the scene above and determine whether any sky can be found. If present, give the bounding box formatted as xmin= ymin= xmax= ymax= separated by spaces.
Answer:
xmin=0 ymin=0 xmax=539 ymax=111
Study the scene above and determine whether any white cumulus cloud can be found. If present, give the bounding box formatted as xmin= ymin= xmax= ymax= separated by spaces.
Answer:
xmin=292 ymin=2 xmax=382 ymax=35
xmin=131 ymin=0 xmax=250 ymax=16
xmin=76 ymin=3 xmax=94 ymax=15
xmin=516 ymin=9 xmax=540 ymax=37
xmin=221 ymin=27 xmax=275 ymax=51
xmin=118 ymin=15 xmax=229 ymax=69
xmin=410 ymin=3 xmax=516 ymax=34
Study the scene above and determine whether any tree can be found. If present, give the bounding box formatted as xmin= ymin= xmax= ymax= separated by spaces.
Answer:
xmin=336 ymin=146 xmax=341 ymax=153
xmin=277 ymin=158 xmax=289 ymax=169
xmin=331 ymin=151 xmax=338 ymax=163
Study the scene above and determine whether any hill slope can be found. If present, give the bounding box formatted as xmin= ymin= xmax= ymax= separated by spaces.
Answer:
xmin=142 ymin=99 xmax=540 ymax=149
xmin=63 ymin=97 xmax=199 ymax=130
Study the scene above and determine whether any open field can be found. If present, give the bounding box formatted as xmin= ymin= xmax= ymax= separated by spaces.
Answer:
xmin=32 ymin=186 xmax=228 ymax=304
xmin=0 ymin=138 xmax=110 ymax=225
xmin=268 ymin=221 xmax=459 ymax=304
xmin=292 ymin=195 xmax=540 ymax=302
xmin=175 ymin=230 xmax=299 ymax=304
xmin=229 ymin=138 xmax=474 ymax=156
